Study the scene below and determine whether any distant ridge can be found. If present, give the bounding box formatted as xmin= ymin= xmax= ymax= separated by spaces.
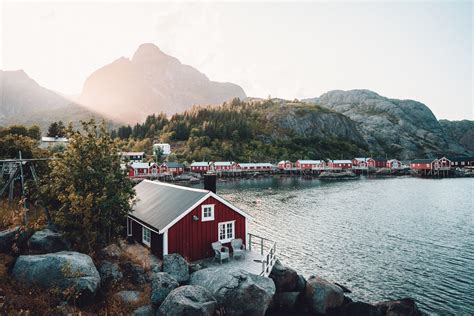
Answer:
xmin=303 ymin=90 xmax=472 ymax=159
xmin=0 ymin=69 xmax=117 ymax=131
xmin=78 ymin=43 xmax=247 ymax=124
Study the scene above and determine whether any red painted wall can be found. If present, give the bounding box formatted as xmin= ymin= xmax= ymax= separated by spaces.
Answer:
xmin=167 ymin=196 xmax=246 ymax=262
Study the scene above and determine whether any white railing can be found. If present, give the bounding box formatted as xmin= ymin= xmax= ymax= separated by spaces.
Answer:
xmin=248 ymin=233 xmax=277 ymax=277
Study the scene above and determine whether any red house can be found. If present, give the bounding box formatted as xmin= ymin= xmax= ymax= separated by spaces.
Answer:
xmin=161 ymin=162 xmax=185 ymax=175
xmin=239 ymin=163 xmax=273 ymax=172
xmin=295 ymin=160 xmax=326 ymax=170
xmin=410 ymin=159 xmax=436 ymax=170
xmin=210 ymin=161 xmax=239 ymax=172
xmin=352 ymin=158 xmax=376 ymax=168
xmin=278 ymin=160 xmax=293 ymax=170
xmin=373 ymin=158 xmax=387 ymax=168
xmin=190 ymin=162 xmax=210 ymax=173
xmin=127 ymin=180 xmax=251 ymax=261
xmin=128 ymin=162 xmax=159 ymax=177
xmin=328 ymin=160 xmax=353 ymax=169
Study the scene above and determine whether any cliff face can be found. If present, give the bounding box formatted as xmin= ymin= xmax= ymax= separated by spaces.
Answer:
xmin=0 ymin=70 xmax=113 ymax=131
xmin=439 ymin=120 xmax=474 ymax=153
xmin=79 ymin=43 xmax=246 ymax=124
xmin=304 ymin=90 xmax=469 ymax=159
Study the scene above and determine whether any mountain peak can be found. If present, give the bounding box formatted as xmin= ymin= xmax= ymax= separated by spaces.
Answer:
xmin=131 ymin=43 xmax=174 ymax=64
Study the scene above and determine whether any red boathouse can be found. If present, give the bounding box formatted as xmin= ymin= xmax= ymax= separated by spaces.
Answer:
xmin=127 ymin=179 xmax=251 ymax=261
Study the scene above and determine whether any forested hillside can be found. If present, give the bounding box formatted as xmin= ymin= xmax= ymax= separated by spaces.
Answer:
xmin=113 ymin=98 xmax=369 ymax=162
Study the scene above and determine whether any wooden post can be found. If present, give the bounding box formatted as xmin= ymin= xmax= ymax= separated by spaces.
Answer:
xmin=260 ymin=237 xmax=264 ymax=255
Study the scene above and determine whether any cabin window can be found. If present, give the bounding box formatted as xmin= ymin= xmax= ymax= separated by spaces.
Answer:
xmin=127 ymin=218 xmax=133 ymax=236
xmin=142 ymin=227 xmax=151 ymax=247
xmin=202 ymin=204 xmax=215 ymax=221
xmin=218 ymin=221 xmax=235 ymax=243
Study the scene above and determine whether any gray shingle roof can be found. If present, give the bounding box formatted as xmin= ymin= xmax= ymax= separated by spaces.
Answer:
xmin=131 ymin=180 xmax=209 ymax=232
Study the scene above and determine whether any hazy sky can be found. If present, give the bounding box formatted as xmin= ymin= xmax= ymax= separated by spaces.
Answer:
xmin=1 ymin=1 xmax=472 ymax=120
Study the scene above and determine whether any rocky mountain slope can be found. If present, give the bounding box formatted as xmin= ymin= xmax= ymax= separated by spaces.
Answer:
xmin=439 ymin=120 xmax=474 ymax=153
xmin=0 ymin=70 xmax=113 ymax=131
xmin=304 ymin=90 xmax=470 ymax=159
xmin=78 ymin=43 xmax=246 ymax=124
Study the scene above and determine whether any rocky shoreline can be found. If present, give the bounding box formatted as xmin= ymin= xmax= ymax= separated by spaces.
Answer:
xmin=0 ymin=227 xmax=422 ymax=315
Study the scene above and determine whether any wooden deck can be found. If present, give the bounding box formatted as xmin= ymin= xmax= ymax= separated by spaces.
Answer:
xmin=194 ymin=249 xmax=266 ymax=276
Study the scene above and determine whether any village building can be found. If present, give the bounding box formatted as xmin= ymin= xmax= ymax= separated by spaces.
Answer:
xmin=448 ymin=156 xmax=474 ymax=169
xmin=277 ymin=160 xmax=293 ymax=170
xmin=386 ymin=159 xmax=402 ymax=169
xmin=239 ymin=163 xmax=273 ymax=172
xmin=352 ymin=158 xmax=376 ymax=168
xmin=210 ymin=161 xmax=239 ymax=172
xmin=295 ymin=160 xmax=326 ymax=170
xmin=410 ymin=159 xmax=435 ymax=171
xmin=373 ymin=158 xmax=387 ymax=168
xmin=39 ymin=136 xmax=68 ymax=149
xmin=328 ymin=160 xmax=353 ymax=169
xmin=119 ymin=151 xmax=145 ymax=162
xmin=127 ymin=180 xmax=252 ymax=261
xmin=128 ymin=162 xmax=159 ymax=177
xmin=161 ymin=162 xmax=185 ymax=175
xmin=190 ymin=161 xmax=210 ymax=173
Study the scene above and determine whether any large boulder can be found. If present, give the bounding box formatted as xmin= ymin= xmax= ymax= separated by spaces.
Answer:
xmin=27 ymin=228 xmax=69 ymax=254
xmin=273 ymin=291 xmax=300 ymax=311
xmin=115 ymin=290 xmax=142 ymax=304
xmin=151 ymin=272 xmax=179 ymax=306
xmin=375 ymin=298 xmax=421 ymax=316
xmin=162 ymin=253 xmax=189 ymax=284
xmin=304 ymin=276 xmax=344 ymax=314
xmin=0 ymin=226 xmax=19 ymax=253
xmin=269 ymin=259 xmax=299 ymax=292
xmin=190 ymin=267 xmax=275 ymax=316
xmin=158 ymin=285 xmax=217 ymax=316
xmin=12 ymin=251 xmax=100 ymax=303
xmin=99 ymin=261 xmax=123 ymax=288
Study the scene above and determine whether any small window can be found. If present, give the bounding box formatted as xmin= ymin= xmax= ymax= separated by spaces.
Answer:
xmin=127 ymin=218 xmax=133 ymax=236
xmin=142 ymin=227 xmax=151 ymax=247
xmin=218 ymin=221 xmax=235 ymax=243
xmin=202 ymin=204 xmax=215 ymax=222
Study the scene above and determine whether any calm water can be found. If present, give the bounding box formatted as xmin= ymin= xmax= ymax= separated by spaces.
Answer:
xmin=214 ymin=176 xmax=473 ymax=315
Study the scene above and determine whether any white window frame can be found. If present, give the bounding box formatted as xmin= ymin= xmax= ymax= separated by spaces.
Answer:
xmin=218 ymin=220 xmax=235 ymax=243
xmin=127 ymin=218 xmax=133 ymax=236
xmin=142 ymin=227 xmax=151 ymax=247
xmin=201 ymin=204 xmax=215 ymax=222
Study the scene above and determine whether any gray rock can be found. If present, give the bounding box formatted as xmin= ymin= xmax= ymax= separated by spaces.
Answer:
xmin=304 ymin=276 xmax=344 ymax=314
xmin=12 ymin=251 xmax=100 ymax=303
xmin=269 ymin=259 xmax=299 ymax=292
xmin=133 ymin=304 xmax=155 ymax=316
xmin=115 ymin=290 xmax=142 ymax=304
xmin=190 ymin=267 xmax=275 ymax=316
xmin=341 ymin=301 xmax=381 ymax=316
xmin=0 ymin=226 xmax=19 ymax=253
xmin=162 ymin=253 xmax=189 ymax=284
xmin=158 ymin=285 xmax=217 ymax=316
xmin=295 ymin=274 xmax=306 ymax=292
xmin=122 ymin=261 xmax=147 ymax=284
xmin=151 ymin=272 xmax=179 ymax=306
xmin=99 ymin=261 xmax=123 ymax=288
xmin=375 ymin=298 xmax=421 ymax=316
xmin=27 ymin=228 xmax=69 ymax=254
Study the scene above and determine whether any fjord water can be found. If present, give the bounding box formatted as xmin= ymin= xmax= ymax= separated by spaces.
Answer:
xmin=216 ymin=177 xmax=473 ymax=315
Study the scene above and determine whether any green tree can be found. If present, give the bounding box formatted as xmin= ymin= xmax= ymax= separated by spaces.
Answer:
xmin=40 ymin=120 xmax=135 ymax=253
xmin=47 ymin=121 xmax=66 ymax=137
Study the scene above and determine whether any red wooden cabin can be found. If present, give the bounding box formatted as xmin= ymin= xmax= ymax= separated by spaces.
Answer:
xmin=328 ymin=160 xmax=353 ymax=169
xmin=190 ymin=162 xmax=210 ymax=173
xmin=295 ymin=160 xmax=326 ymax=170
xmin=352 ymin=158 xmax=376 ymax=168
xmin=373 ymin=158 xmax=387 ymax=168
xmin=127 ymin=180 xmax=251 ymax=261
xmin=386 ymin=159 xmax=402 ymax=169
xmin=128 ymin=162 xmax=159 ymax=177
xmin=410 ymin=159 xmax=435 ymax=170
xmin=160 ymin=162 xmax=185 ymax=175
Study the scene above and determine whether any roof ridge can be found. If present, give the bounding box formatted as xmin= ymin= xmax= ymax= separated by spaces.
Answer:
xmin=142 ymin=179 xmax=209 ymax=193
